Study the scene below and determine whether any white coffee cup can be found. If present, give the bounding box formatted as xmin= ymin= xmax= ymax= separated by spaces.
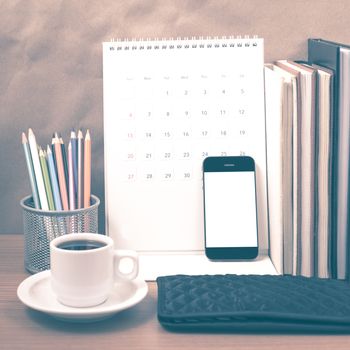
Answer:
xmin=50 ymin=233 xmax=139 ymax=308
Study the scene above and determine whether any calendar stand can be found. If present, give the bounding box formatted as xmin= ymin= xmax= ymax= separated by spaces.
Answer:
xmin=103 ymin=37 xmax=277 ymax=280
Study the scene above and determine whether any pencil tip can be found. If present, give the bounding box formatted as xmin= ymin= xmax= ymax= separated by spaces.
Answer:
xmin=22 ymin=132 xmax=27 ymax=143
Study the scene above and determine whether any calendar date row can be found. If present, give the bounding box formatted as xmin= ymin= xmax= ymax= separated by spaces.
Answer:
xmin=118 ymin=147 xmax=249 ymax=162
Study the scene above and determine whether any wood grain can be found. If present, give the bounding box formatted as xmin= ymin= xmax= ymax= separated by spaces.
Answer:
xmin=1 ymin=234 xmax=350 ymax=349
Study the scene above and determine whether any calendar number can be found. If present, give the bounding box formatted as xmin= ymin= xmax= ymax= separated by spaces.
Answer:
xmin=161 ymin=111 xmax=171 ymax=118
xmin=121 ymin=148 xmax=137 ymax=161
xmin=181 ymin=130 xmax=191 ymax=138
xmin=123 ymin=130 xmax=136 ymax=140
xmin=122 ymin=169 xmax=137 ymax=182
xmin=175 ymin=167 xmax=193 ymax=180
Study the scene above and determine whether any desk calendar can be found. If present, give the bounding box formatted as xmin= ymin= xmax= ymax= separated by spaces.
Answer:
xmin=103 ymin=37 xmax=273 ymax=279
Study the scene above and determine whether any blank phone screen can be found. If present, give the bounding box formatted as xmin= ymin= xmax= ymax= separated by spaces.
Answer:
xmin=204 ymin=171 xmax=258 ymax=248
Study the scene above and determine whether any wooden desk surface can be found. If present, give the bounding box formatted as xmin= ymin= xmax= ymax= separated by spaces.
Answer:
xmin=2 ymin=234 xmax=350 ymax=349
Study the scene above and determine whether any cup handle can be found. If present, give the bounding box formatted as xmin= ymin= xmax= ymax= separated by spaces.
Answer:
xmin=113 ymin=250 xmax=139 ymax=281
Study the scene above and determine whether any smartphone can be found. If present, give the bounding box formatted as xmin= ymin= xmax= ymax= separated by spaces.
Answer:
xmin=203 ymin=156 xmax=259 ymax=260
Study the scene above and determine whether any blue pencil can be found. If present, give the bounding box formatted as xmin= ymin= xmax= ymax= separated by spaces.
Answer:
xmin=46 ymin=145 xmax=63 ymax=211
xmin=58 ymin=133 xmax=69 ymax=193
xmin=22 ymin=132 xmax=40 ymax=208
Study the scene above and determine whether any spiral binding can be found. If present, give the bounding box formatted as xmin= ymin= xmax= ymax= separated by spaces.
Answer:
xmin=107 ymin=36 xmax=261 ymax=51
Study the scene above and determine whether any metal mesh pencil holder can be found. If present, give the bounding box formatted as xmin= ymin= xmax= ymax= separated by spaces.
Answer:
xmin=20 ymin=195 xmax=100 ymax=274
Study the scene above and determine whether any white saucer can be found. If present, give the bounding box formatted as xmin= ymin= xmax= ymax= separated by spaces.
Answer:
xmin=17 ymin=270 xmax=148 ymax=322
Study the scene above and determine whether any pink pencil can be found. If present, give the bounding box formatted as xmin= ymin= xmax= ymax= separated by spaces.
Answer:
xmin=53 ymin=135 xmax=69 ymax=210
xmin=83 ymin=129 xmax=91 ymax=208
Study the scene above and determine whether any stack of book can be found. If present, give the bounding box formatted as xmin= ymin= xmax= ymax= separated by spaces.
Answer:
xmin=266 ymin=38 xmax=350 ymax=280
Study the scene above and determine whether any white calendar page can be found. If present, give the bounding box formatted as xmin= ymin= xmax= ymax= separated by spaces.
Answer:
xmin=103 ymin=37 xmax=268 ymax=254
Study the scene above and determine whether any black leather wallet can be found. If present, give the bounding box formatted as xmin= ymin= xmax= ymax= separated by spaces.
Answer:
xmin=157 ymin=274 xmax=350 ymax=332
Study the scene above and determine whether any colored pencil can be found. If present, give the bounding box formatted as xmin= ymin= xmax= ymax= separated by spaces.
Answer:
xmin=22 ymin=132 xmax=40 ymax=208
xmin=39 ymin=148 xmax=55 ymax=210
xmin=59 ymin=134 xmax=69 ymax=193
xmin=28 ymin=129 xmax=49 ymax=210
xmin=46 ymin=145 xmax=62 ymax=211
xmin=68 ymin=141 xmax=76 ymax=210
xmin=51 ymin=133 xmax=57 ymax=170
xmin=70 ymin=130 xmax=78 ymax=202
xmin=83 ymin=129 xmax=91 ymax=208
xmin=53 ymin=135 xmax=69 ymax=210
xmin=77 ymin=129 xmax=84 ymax=209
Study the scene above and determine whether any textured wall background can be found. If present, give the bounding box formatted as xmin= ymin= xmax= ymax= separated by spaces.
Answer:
xmin=1 ymin=0 xmax=350 ymax=234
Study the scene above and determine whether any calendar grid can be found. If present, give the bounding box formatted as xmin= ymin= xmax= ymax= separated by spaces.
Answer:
xmin=103 ymin=37 xmax=268 ymax=253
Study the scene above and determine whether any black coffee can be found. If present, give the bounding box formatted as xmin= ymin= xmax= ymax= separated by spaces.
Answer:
xmin=57 ymin=240 xmax=107 ymax=251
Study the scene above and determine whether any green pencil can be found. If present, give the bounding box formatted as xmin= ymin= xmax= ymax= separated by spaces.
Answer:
xmin=39 ymin=148 xmax=55 ymax=210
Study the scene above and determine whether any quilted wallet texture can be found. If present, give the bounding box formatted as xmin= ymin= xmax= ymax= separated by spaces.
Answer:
xmin=157 ymin=274 xmax=350 ymax=332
